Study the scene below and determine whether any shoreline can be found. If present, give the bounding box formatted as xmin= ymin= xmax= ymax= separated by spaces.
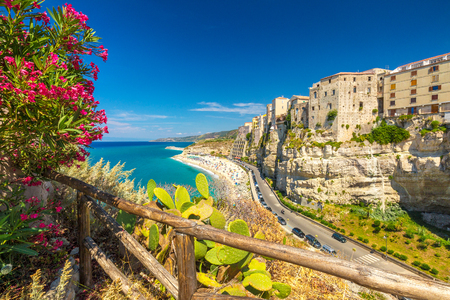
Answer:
xmin=172 ymin=157 xmax=219 ymax=179
xmin=166 ymin=146 xmax=185 ymax=151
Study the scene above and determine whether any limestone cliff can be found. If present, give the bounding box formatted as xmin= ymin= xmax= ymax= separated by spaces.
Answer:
xmin=250 ymin=117 xmax=450 ymax=214
xmin=183 ymin=139 xmax=234 ymax=156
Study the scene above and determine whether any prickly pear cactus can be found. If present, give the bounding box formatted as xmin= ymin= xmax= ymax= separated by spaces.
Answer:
xmin=180 ymin=201 xmax=195 ymax=213
xmin=272 ymin=282 xmax=291 ymax=299
xmin=195 ymin=173 xmax=209 ymax=198
xmin=148 ymin=224 xmax=159 ymax=251
xmin=182 ymin=202 xmax=213 ymax=220
xmin=209 ymin=208 xmax=226 ymax=229
xmin=147 ymin=179 xmax=156 ymax=201
xmin=154 ymin=187 xmax=175 ymax=209
xmin=242 ymin=273 xmax=272 ymax=292
xmin=228 ymin=219 xmax=250 ymax=237
xmin=197 ymin=272 xmax=221 ymax=288
xmin=116 ymin=210 xmax=136 ymax=234
xmin=217 ymin=245 xmax=249 ymax=265
xmin=205 ymin=246 xmax=224 ymax=266
xmin=175 ymin=186 xmax=190 ymax=210
xmin=220 ymin=284 xmax=247 ymax=296
xmin=195 ymin=239 xmax=208 ymax=260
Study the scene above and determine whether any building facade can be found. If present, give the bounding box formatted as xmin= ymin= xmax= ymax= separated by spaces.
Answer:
xmin=271 ymin=97 xmax=290 ymax=127
xmin=290 ymin=96 xmax=309 ymax=127
xmin=383 ymin=53 xmax=450 ymax=118
xmin=266 ymin=103 xmax=273 ymax=131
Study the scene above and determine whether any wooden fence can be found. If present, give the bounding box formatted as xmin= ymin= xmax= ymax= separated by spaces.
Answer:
xmin=44 ymin=169 xmax=450 ymax=300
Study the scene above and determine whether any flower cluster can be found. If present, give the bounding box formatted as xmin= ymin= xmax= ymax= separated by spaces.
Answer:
xmin=0 ymin=1 xmax=109 ymax=176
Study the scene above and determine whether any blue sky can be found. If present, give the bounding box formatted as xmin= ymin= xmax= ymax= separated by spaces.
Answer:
xmin=45 ymin=0 xmax=450 ymax=141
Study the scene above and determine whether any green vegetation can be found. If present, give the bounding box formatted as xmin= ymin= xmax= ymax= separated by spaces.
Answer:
xmin=398 ymin=114 xmax=413 ymax=121
xmin=346 ymin=124 xmax=350 ymax=129
xmin=372 ymin=109 xmax=378 ymax=114
xmin=326 ymin=109 xmax=338 ymax=121
xmin=351 ymin=120 xmax=410 ymax=145
xmin=420 ymin=120 xmax=447 ymax=136
xmin=315 ymin=122 xmax=322 ymax=128
xmin=246 ymin=132 xmax=251 ymax=141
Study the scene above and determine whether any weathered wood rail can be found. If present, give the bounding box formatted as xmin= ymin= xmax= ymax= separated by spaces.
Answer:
xmin=45 ymin=169 xmax=450 ymax=300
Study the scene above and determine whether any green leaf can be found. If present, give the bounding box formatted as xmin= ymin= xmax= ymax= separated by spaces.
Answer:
xmin=154 ymin=188 xmax=175 ymax=209
xmin=205 ymin=247 xmax=223 ymax=266
xmin=248 ymin=259 xmax=266 ymax=271
xmin=209 ymin=208 xmax=226 ymax=229
xmin=228 ymin=219 xmax=250 ymax=237
xmin=116 ymin=210 xmax=136 ymax=234
xmin=272 ymin=282 xmax=292 ymax=299
xmin=147 ymin=179 xmax=156 ymax=200
xmin=180 ymin=201 xmax=195 ymax=213
xmin=242 ymin=273 xmax=273 ymax=292
xmin=197 ymin=272 xmax=221 ymax=288
xmin=148 ymin=224 xmax=159 ymax=251
xmin=218 ymin=245 xmax=249 ymax=265
xmin=175 ymin=186 xmax=190 ymax=210
xmin=194 ymin=239 xmax=208 ymax=260
xmin=195 ymin=173 xmax=209 ymax=198
xmin=10 ymin=244 xmax=39 ymax=256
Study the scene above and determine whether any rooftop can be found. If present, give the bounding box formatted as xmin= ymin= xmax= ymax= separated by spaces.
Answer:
xmin=391 ymin=52 xmax=450 ymax=74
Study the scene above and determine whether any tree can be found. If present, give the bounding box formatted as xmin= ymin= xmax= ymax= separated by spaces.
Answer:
xmin=326 ymin=109 xmax=337 ymax=121
xmin=0 ymin=1 xmax=108 ymax=180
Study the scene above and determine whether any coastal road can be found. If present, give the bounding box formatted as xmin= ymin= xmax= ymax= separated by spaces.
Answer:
xmin=238 ymin=161 xmax=419 ymax=278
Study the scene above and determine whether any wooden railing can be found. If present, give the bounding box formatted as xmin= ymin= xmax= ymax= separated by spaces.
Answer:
xmin=44 ymin=169 xmax=450 ymax=300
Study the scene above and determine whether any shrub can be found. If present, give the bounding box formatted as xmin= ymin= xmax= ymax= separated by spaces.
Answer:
xmin=435 ymin=253 xmax=441 ymax=257
xmin=373 ymin=220 xmax=381 ymax=227
xmin=371 ymin=244 xmax=377 ymax=249
xmin=405 ymin=240 xmax=411 ymax=245
xmin=373 ymin=227 xmax=381 ymax=234
xmin=399 ymin=114 xmax=413 ymax=121
xmin=350 ymin=232 xmax=354 ymax=236
xmin=412 ymin=260 xmax=421 ymax=266
xmin=363 ymin=238 xmax=369 ymax=244
xmin=404 ymin=231 xmax=414 ymax=239
xmin=380 ymin=246 xmax=387 ymax=252
xmin=431 ymin=268 xmax=439 ymax=275
xmin=326 ymin=109 xmax=338 ymax=121
xmin=340 ymin=228 xmax=345 ymax=233
xmin=0 ymin=2 xmax=109 ymax=177
xmin=420 ymin=263 xmax=431 ymax=271
xmin=388 ymin=175 xmax=393 ymax=180
xmin=346 ymin=124 xmax=350 ymax=129
xmin=357 ymin=236 xmax=363 ymax=241
xmin=387 ymin=250 xmax=394 ymax=255
xmin=316 ymin=122 xmax=322 ymax=128
xmin=399 ymin=254 xmax=408 ymax=261
xmin=359 ymin=106 xmax=363 ymax=111
xmin=385 ymin=223 xmax=398 ymax=232
xmin=431 ymin=120 xmax=440 ymax=129
xmin=372 ymin=108 xmax=378 ymax=114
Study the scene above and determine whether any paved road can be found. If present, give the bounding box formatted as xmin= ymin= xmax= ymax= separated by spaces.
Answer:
xmin=238 ymin=161 xmax=418 ymax=277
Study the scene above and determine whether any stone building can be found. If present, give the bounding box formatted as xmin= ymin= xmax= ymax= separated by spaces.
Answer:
xmin=383 ymin=53 xmax=450 ymax=120
xmin=271 ymin=97 xmax=290 ymax=128
xmin=253 ymin=114 xmax=265 ymax=146
xmin=289 ymin=95 xmax=309 ymax=127
xmin=309 ymin=68 xmax=388 ymax=142
xmin=265 ymin=103 xmax=273 ymax=132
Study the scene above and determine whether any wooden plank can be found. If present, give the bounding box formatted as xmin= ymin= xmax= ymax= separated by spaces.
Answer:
xmin=175 ymin=233 xmax=197 ymax=300
xmin=192 ymin=293 xmax=254 ymax=300
xmin=77 ymin=192 xmax=92 ymax=288
xmin=83 ymin=236 xmax=146 ymax=300
xmin=45 ymin=170 xmax=450 ymax=300
xmin=82 ymin=195 xmax=179 ymax=300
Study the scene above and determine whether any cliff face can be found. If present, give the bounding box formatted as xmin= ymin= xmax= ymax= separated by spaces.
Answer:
xmin=255 ymin=118 xmax=450 ymax=214
xmin=183 ymin=140 xmax=234 ymax=156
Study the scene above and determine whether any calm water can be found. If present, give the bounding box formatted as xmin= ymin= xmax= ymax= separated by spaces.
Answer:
xmin=88 ymin=141 xmax=216 ymax=188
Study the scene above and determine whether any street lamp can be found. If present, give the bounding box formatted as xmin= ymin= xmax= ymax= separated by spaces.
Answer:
xmin=351 ymin=248 xmax=356 ymax=261
xmin=383 ymin=235 xmax=388 ymax=260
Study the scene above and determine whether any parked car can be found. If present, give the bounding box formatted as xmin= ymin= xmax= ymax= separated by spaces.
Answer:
xmin=265 ymin=206 xmax=272 ymax=212
xmin=272 ymin=211 xmax=278 ymax=217
xmin=277 ymin=216 xmax=286 ymax=225
xmin=254 ymin=183 xmax=259 ymax=188
xmin=332 ymin=232 xmax=347 ymax=243
xmin=292 ymin=227 xmax=305 ymax=238
xmin=305 ymin=234 xmax=321 ymax=249
xmin=260 ymin=200 xmax=266 ymax=206
xmin=321 ymin=244 xmax=337 ymax=256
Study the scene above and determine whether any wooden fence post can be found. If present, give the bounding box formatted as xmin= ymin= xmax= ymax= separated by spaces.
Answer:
xmin=175 ymin=233 xmax=197 ymax=300
xmin=77 ymin=192 xmax=92 ymax=288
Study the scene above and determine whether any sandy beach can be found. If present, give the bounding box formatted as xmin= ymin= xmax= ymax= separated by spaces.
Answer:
xmin=173 ymin=154 xmax=251 ymax=201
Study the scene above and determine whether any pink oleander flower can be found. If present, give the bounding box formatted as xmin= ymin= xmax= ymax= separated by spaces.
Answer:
xmin=30 ymin=213 xmax=39 ymax=219
xmin=55 ymin=206 xmax=62 ymax=213
xmin=20 ymin=214 xmax=28 ymax=221
xmin=39 ymin=222 xmax=46 ymax=228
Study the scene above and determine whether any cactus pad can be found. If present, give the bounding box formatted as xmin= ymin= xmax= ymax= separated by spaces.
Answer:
xmin=205 ymin=196 xmax=214 ymax=206
xmin=175 ymin=186 xmax=190 ymax=210
xmin=204 ymin=240 xmax=216 ymax=248
xmin=248 ymin=259 xmax=266 ymax=271
xmin=195 ymin=173 xmax=209 ymax=198
xmin=154 ymin=188 xmax=175 ymax=209
xmin=180 ymin=201 xmax=195 ymax=213
xmin=147 ymin=179 xmax=156 ymax=201
xmin=205 ymin=247 xmax=223 ymax=266
xmin=243 ymin=269 xmax=271 ymax=279
xmin=272 ymin=282 xmax=292 ymax=299
xmin=165 ymin=209 xmax=182 ymax=217
xmin=116 ymin=210 xmax=136 ymax=234
xmin=209 ymin=208 xmax=226 ymax=229
xmin=220 ymin=285 xmax=248 ymax=296
xmin=194 ymin=239 xmax=208 ymax=260
xmin=148 ymin=224 xmax=159 ymax=251
xmin=140 ymin=227 xmax=149 ymax=238
xmin=182 ymin=203 xmax=213 ymax=220
xmin=233 ymin=252 xmax=253 ymax=270
xmin=217 ymin=245 xmax=249 ymax=265
xmin=197 ymin=272 xmax=221 ymax=288
xmin=242 ymin=273 xmax=273 ymax=292
xmin=254 ymin=230 xmax=265 ymax=240
xmin=228 ymin=219 xmax=250 ymax=237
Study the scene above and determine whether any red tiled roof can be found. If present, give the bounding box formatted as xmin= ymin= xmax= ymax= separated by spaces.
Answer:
xmin=396 ymin=52 xmax=450 ymax=69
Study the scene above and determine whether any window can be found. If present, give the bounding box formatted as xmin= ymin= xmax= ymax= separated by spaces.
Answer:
xmin=353 ymin=77 xmax=356 ymax=82
xmin=368 ymin=76 xmax=372 ymax=81
xmin=312 ymin=116 xmax=314 ymax=119
xmin=328 ymin=103 xmax=332 ymax=109
xmin=353 ymin=87 xmax=356 ymax=93
xmin=329 ymin=79 xmax=331 ymax=83
xmin=318 ymin=105 xmax=320 ymax=110
xmin=411 ymin=70 xmax=417 ymax=76
xmin=411 ymin=97 xmax=416 ymax=104
xmin=430 ymin=65 xmax=439 ymax=72
xmin=411 ymin=89 xmax=416 ymax=95
xmin=429 ymin=85 xmax=441 ymax=91
xmin=344 ymin=77 xmax=346 ymax=81
xmin=314 ymin=92 xmax=317 ymax=98
xmin=325 ymin=92 xmax=327 ymax=96
xmin=367 ymin=87 xmax=371 ymax=93
xmin=359 ymin=102 xmax=363 ymax=108
xmin=411 ymin=79 xmax=417 ymax=86
xmin=432 ymin=94 xmax=438 ymax=101
xmin=317 ymin=84 xmax=319 ymax=87
xmin=390 ymin=75 xmax=396 ymax=81
xmin=390 ymin=93 xmax=395 ymax=98
xmin=390 ymin=84 xmax=396 ymax=90
xmin=312 ymin=106 xmax=315 ymax=111
xmin=432 ymin=75 xmax=439 ymax=82
xmin=390 ymin=101 xmax=395 ymax=106
xmin=332 ymin=89 xmax=335 ymax=95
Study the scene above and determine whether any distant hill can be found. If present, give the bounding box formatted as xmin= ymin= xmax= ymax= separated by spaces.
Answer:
xmin=149 ymin=129 xmax=238 ymax=142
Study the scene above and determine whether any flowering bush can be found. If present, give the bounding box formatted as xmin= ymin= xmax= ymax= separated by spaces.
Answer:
xmin=0 ymin=0 xmax=108 ymax=178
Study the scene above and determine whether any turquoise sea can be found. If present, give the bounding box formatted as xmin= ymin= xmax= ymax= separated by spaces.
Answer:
xmin=88 ymin=141 xmax=216 ymax=188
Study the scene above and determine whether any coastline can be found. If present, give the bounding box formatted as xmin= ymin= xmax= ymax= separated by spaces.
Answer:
xmin=166 ymin=146 xmax=185 ymax=151
xmin=172 ymin=154 xmax=250 ymax=200
xmin=172 ymin=157 xmax=218 ymax=179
